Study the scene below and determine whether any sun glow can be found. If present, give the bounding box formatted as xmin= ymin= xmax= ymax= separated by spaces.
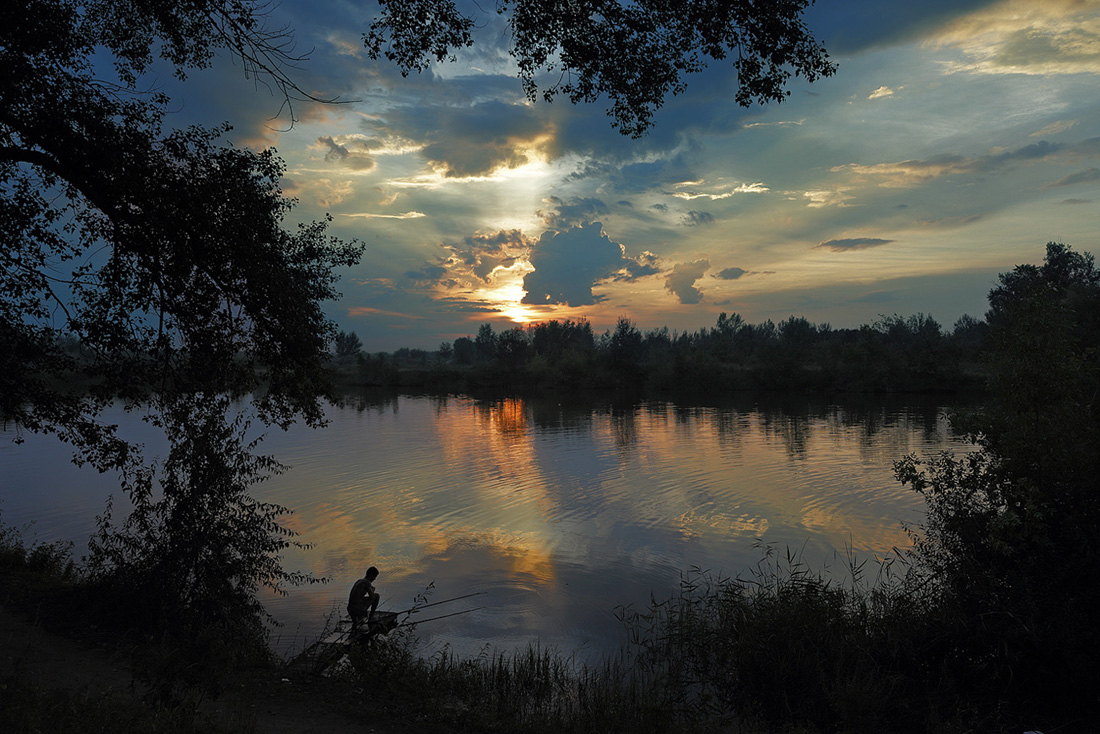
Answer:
xmin=485 ymin=272 xmax=537 ymax=324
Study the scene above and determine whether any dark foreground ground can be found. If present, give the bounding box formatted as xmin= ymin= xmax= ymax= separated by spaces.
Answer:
xmin=0 ymin=602 xmax=410 ymax=734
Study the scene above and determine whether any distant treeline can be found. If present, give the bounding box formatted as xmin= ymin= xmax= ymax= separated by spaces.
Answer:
xmin=334 ymin=311 xmax=989 ymax=394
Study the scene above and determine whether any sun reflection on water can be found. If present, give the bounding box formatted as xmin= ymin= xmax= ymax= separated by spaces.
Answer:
xmin=1 ymin=392 xmax=970 ymax=659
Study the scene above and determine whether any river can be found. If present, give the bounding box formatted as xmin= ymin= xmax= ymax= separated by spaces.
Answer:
xmin=0 ymin=390 xmax=974 ymax=661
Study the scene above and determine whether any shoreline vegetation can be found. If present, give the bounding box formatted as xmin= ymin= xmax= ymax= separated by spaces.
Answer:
xmin=329 ymin=311 xmax=990 ymax=397
xmin=4 ymin=243 xmax=1098 ymax=733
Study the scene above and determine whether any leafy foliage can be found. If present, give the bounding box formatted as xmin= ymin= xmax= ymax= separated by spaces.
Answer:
xmin=365 ymin=0 xmax=836 ymax=137
xmin=2 ymin=1 xmax=362 ymax=454
xmin=86 ymin=394 xmax=322 ymax=699
xmin=896 ymin=242 xmax=1100 ymax=722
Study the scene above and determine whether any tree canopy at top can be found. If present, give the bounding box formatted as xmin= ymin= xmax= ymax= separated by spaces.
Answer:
xmin=365 ymin=0 xmax=837 ymax=137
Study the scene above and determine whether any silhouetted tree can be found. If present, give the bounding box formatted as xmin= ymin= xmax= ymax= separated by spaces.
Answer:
xmin=496 ymin=327 xmax=531 ymax=372
xmin=475 ymin=323 xmax=497 ymax=362
xmin=452 ymin=336 xmax=476 ymax=365
xmin=897 ymin=242 xmax=1100 ymax=720
xmin=335 ymin=330 xmax=364 ymax=357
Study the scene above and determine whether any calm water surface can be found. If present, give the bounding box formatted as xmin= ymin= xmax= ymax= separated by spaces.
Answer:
xmin=0 ymin=391 xmax=972 ymax=660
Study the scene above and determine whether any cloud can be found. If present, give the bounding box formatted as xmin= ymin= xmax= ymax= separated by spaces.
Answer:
xmin=521 ymin=223 xmax=643 ymax=306
xmin=1061 ymin=198 xmax=1093 ymax=205
xmin=815 ymin=238 xmax=894 ymax=252
xmin=347 ymin=306 xmax=425 ymax=319
xmin=867 ymin=85 xmax=895 ymax=99
xmin=717 ymin=267 xmax=747 ymax=280
xmin=805 ymin=0 xmax=1000 ymax=54
xmin=439 ymin=229 xmax=534 ymax=285
xmin=681 ymin=210 xmax=715 ymax=227
xmin=373 ymin=100 xmax=554 ymax=178
xmin=1032 ymin=119 xmax=1078 ymax=137
xmin=715 ymin=267 xmax=774 ymax=280
xmin=917 ymin=213 xmax=985 ymax=228
xmin=538 ymin=196 xmax=611 ymax=228
xmin=742 ymin=119 xmax=805 ymax=129
xmin=573 ymin=148 xmax=703 ymax=194
xmin=835 ymin=140 xmax=1066 ymax=187
xmin=932 ymin=0 xmax=1100 ymax=76
xmin=616 ymin=251 xmax=662 ymax=282
xmin=854 ymin=291 xmax=896 ymax=303
xmin=665 ymin=260 xmax=710 ymax=304
xmin=341 ymin=211 xmax=426 ymax=219
xmin=405 ymin=266 xmax=448 ymax=282
xmin=1048 ymin=168 xmax=1100 ymax=187
xmin=312 ymin=178 xmax=355 ymax=207
xmin=326 ymin=32 xmax=364 ymax=58
xmin=803 ymin=189 xmax=854 ymax=207
xmin=668 ymin=181 xmax=769 ymax=200
xmin=316 ymin=135 xmax=377 ymax=171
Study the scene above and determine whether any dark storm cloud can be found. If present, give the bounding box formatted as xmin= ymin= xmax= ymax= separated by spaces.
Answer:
xmin=538 ymin=196 xmax=611 ymax=228
xmin=816 ymin=238 xmax=894 ymax=252
xmin=681 ymin=210 xmax=715 ymax=227
xmin=665 ymin=260 xmax=710 ymax=304
xmin=1048 ymin=168 xmax=1100 ymax=187
xmin=522 ymin=223 xmax=644 ymax=306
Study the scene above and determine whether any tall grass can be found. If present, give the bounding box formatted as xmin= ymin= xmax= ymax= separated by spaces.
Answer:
xmin=340 ymin=628 xmax=698 ymax=733
xmin=334 ymin=544 xmax=1020 ymax=734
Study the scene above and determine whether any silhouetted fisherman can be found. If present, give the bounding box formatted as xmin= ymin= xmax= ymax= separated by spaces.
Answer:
xmin=348 ymin=566 xmax=380 ymax=632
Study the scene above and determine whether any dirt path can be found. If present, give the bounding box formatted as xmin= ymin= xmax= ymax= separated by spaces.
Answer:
xmin=0 ymin=604 xmax=401 ymax=733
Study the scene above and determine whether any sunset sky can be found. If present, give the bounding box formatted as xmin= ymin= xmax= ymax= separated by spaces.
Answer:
xmin=163 ymin=0 xmax=1100 ymax=351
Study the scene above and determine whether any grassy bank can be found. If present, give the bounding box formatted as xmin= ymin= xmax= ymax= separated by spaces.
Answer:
xmin=1 ymin=508 xmax=1089 ymax=734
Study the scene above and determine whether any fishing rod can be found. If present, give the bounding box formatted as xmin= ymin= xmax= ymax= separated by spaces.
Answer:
xmin=396 ymin=606 xmax=484 ymax=628
xmin=393 ymin=591 xmax=486 ymax=616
